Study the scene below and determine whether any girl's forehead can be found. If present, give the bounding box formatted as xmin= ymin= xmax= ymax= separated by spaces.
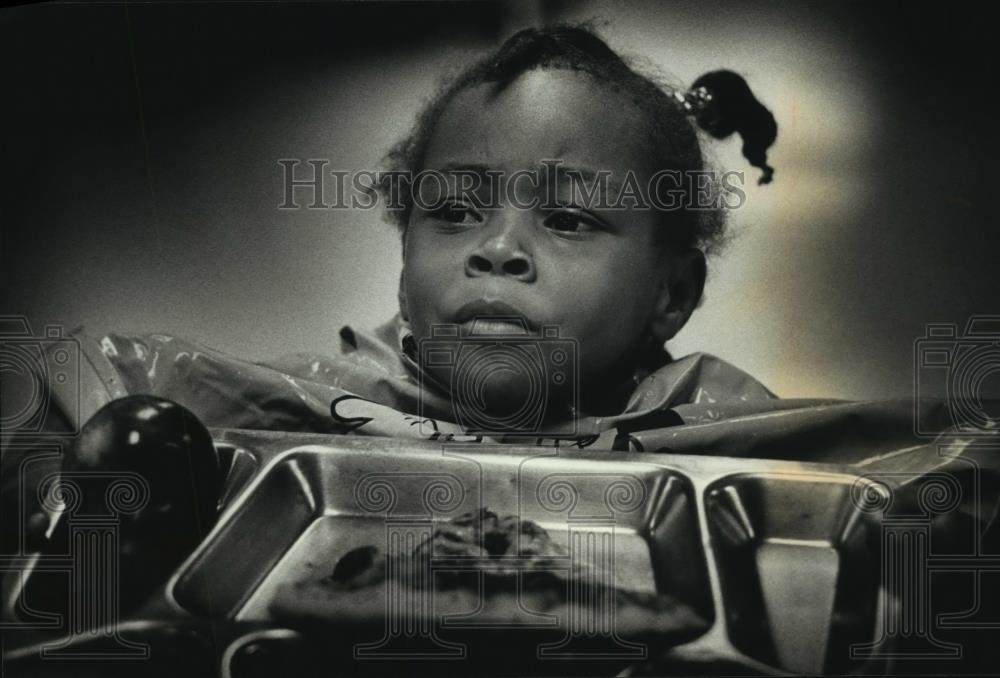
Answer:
xmin=424 ymin=69 xmax=649 ymax=176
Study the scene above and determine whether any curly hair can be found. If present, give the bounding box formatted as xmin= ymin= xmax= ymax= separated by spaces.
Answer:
xmin=375 ymin=23 xmax=730 ymax=256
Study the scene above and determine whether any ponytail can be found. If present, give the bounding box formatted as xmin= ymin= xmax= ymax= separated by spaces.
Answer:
xmin=678 ymin=70 xmax=778 ymax=185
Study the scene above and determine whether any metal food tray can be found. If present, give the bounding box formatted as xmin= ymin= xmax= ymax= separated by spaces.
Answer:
xmin=8 ymin=429 xmax=939 ymax=676
xmin=156 ymin=430 xmax=894 ymax=677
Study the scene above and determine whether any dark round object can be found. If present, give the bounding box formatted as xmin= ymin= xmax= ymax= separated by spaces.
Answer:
xmin=58 ymin=395 xmax=222 ymax=614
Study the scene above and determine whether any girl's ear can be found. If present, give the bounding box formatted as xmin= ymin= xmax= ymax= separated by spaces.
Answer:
xmin=649 ymin=248 xmax=706 ymax=344
xmin=397 ymin=269 xmax=410 ymax=321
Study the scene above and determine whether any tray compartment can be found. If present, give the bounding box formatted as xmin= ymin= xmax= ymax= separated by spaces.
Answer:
xmin=172 ymin=445 xmax=714 ymax=640
xmin=174 ymin=453 xmax=317 ymax=618
xmin=704 ymin=472 xmax=882 ymax=675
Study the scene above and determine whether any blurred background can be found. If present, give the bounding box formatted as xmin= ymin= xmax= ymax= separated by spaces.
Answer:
xmin=2 ymin=0 xmax=997 ymax=400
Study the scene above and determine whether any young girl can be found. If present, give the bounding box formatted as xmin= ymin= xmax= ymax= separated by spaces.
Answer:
xmin=40 ymin=24 xmax=806 ymax=452
xmin=375 ymin=24 xmax=775 ymax=437
xmin=38 ymin=24 xmax=950 ymax=461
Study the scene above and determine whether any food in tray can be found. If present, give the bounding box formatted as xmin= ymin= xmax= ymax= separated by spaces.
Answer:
xmin=330 ymin=509 xmax=572 ymax=587
xmin=270 ymin=509 xmax=708 ymax=640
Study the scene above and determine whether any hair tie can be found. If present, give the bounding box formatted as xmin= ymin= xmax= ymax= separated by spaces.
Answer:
xmin=676 ymin=70 xmax=778 ymax=185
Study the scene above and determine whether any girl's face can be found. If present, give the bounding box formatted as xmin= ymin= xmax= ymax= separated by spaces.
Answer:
xmin=401 ymin=68 xmax=689 ymax=414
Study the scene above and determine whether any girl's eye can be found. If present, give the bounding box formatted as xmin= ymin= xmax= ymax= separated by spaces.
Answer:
xmin=428 ymin=202 xmax=482 ymax=226
xmin=543 ymin=211 xmax=599 ymax=234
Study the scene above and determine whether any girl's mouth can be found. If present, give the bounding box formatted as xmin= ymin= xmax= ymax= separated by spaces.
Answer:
xmin=453 ymin=299 xmax=540 ymax=334
xmin=459 ymin=318 xmax=533 ymax=337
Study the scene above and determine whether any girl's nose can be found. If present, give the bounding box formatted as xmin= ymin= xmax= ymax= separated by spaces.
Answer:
xmin=465 ymin=214 xmax=537 ymax=282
